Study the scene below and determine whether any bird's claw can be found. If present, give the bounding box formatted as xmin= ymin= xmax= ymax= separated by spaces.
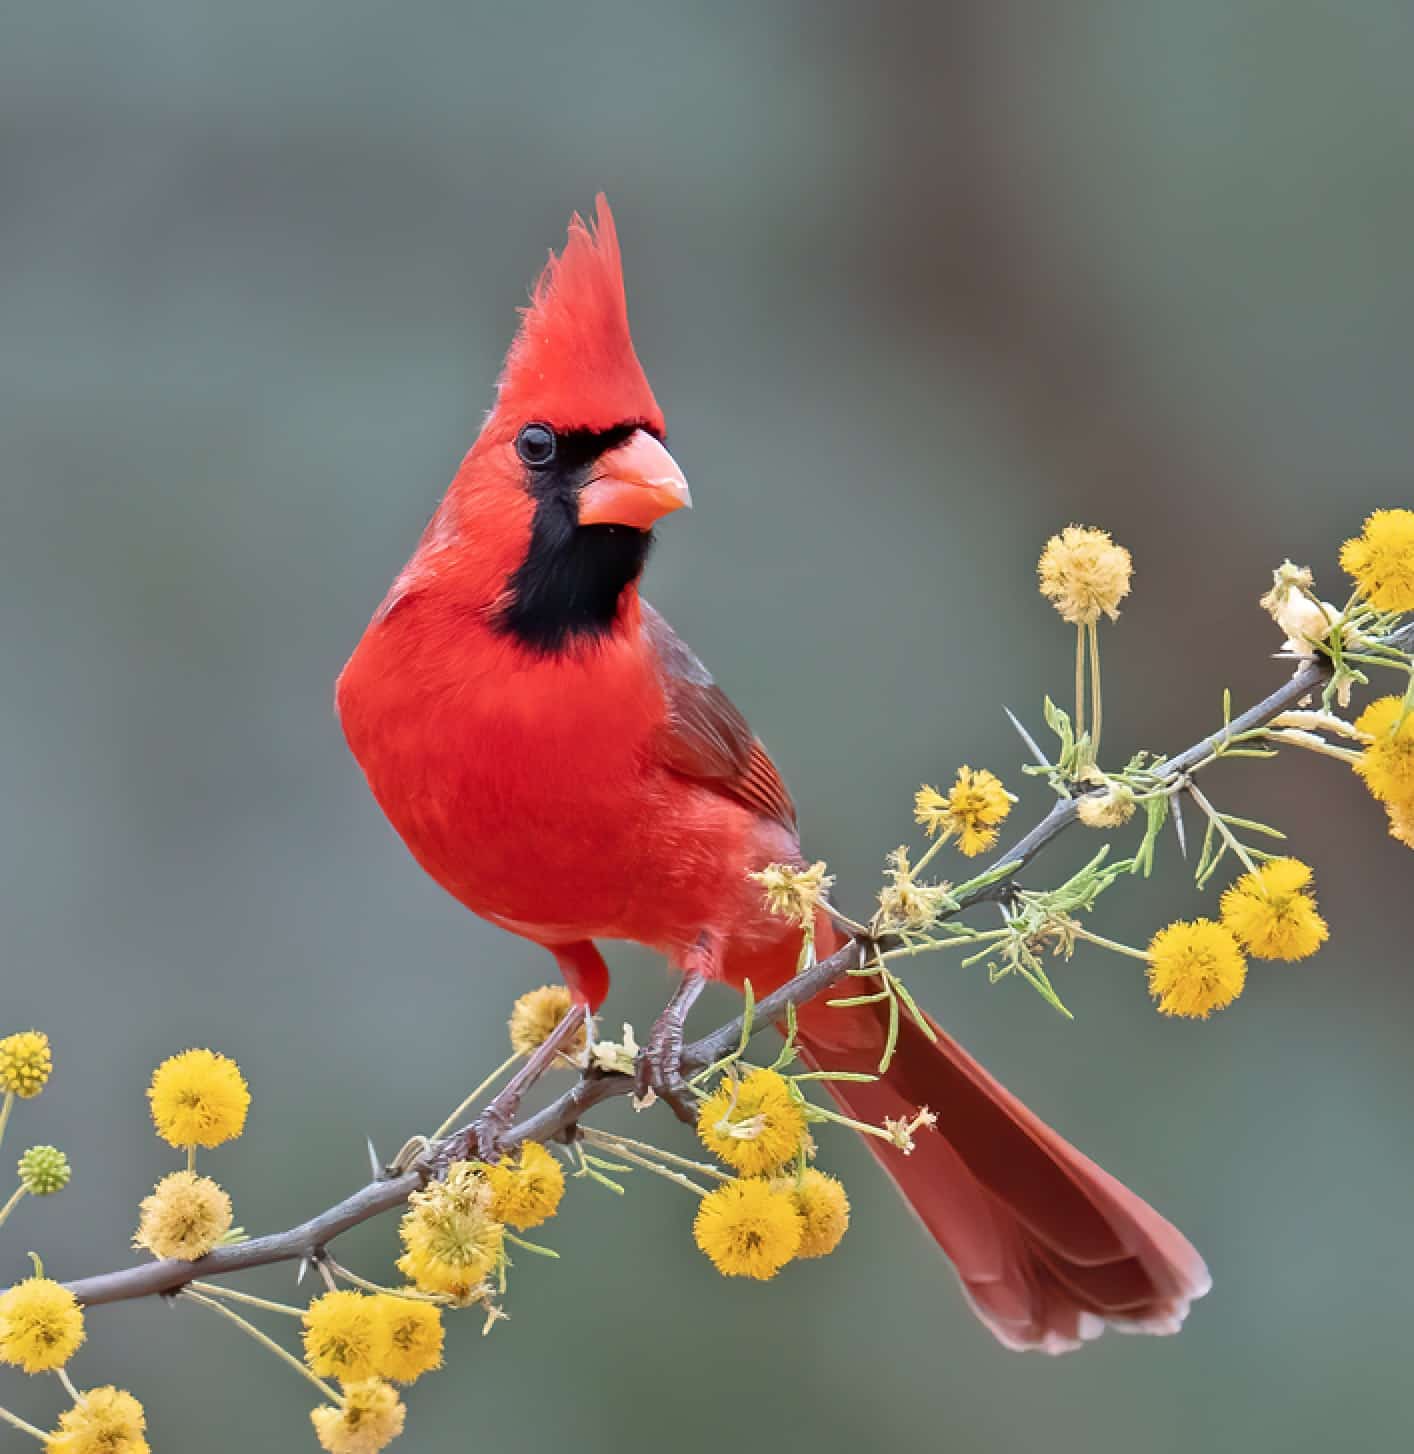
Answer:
xmin=635 ymin=1023 xmax=697 ymax=1124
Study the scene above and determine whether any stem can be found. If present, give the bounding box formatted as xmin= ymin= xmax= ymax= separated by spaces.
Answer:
xmin=1069 ymin=923 xmax=1150 ymax=963
xmin=188 ymin=1281 xmax=304 ymax=1318
xmin=56 ymin=1367 xmax=81 ymax=1402
xmin=429 ymin=1050 xmax=525 ymax=1142
xmin=0 ymin=1404 xmax=45 ymax=1442
xmin=1185 ymin=780 xmax=1259 ymax=874
xmin=0 ymin=1184 xmax=27 ymax=1231
xmin=1264 ymin=729 xmax=1365 ymax=765
xmin=575 ymin=1132 xmax=711 ymax=1196
xmin=322 ymin=1257 xmax=444 ymax=1302
xmin=186 ymin=1145 xmax=196 ymax=1174
xmin=0 ymin=1093 xmax=13 ymax=1156
xmin=1088 ymin=620 xmax=1103 ymax=758
xmin=1074 ymin=624 xmax=1087 ymax=742
xmin=579 ymin=1127 xmax=731 ymax=1182
xmin=181 ymin=1290 xmax=340 ymax=1403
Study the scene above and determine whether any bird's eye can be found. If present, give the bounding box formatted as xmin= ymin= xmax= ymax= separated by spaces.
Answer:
xmin=515 ymin=423 xmax=557 ymax=468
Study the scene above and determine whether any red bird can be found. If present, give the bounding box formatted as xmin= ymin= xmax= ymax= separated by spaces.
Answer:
xmin=337 ymin=197 xmax=1210 ymax=1352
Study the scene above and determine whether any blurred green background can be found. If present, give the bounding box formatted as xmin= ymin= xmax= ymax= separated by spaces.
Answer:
xmin=3 ymin=4 xmax=1412 ymax=1451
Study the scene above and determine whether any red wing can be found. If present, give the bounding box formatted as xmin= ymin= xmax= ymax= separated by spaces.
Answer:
xmin=642 ymin=603 xmax=798 ymax=834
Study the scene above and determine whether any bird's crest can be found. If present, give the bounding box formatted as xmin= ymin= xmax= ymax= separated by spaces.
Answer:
xmin=494 ymin=195 xmax=664 ymax=437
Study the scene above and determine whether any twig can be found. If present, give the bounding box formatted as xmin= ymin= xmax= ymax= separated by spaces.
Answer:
xmin=62 ymin=623 xmax=1411 ymax=1312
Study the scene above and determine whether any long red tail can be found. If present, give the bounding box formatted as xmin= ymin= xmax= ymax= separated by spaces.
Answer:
xmin=794 ymin=993 xmax=1211 ymax=1353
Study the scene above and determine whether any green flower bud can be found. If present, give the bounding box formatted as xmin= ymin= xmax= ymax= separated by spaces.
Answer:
xmin=18 ymin=1145 xmax=71 ymax=1196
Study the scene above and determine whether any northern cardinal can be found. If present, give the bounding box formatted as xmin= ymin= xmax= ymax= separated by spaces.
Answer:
xmin=337 ymin=197 xmax=1209 ymax=1352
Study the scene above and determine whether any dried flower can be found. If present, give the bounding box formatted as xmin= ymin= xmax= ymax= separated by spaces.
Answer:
xmin=749 ymin=861 xmax=834 ymax=928
xmin=772 ymin=1168 xmax=850 ymax=1260
xmin=146 ymin=1048 xmax=250 ymax=1149
xmin=697 ymin=1069 xmax=807 ymax=1176
xmin=1340 ymin=508 xmax=1414 ymax=611
xmin=310 ymin=1379 xmax=406 ymax=1454
xmin=876 ymin=846 xmax=954 ymax=932
xmin=1076 ymin=781 xmax=1137 ymax=829
xmin=0 ymin=1276 xmax=85 ymax=1373
xmin=483 ymin=1141 xmax=565 ymax=1230
xmin=915 ymin=768 xmax=1014 ymax=857
xmin=883 ymin=1105 xmax=938 ymax=1155
xmin=44 ymin=1386 xmax=148 ymax=1454
xmin=133 ymin=1170 xmax=233 ymax=1260
xmin=508 ymin=985 xmax=586 ymax=1059
xmin=1220 ymin=858 xmax=1329 ymax=961
xmin=18 ymin=1145 xmax=70 ymax=1196
xmin=0 ymin=1031 xmax=52 ymax=1099
xmin=1354 ymin=696 xmax=1414 ymax=805
xmin=590 ymin=1023 xmax=639 ymax=1076
xmin=372 ymin=1296 xmax=444 ymax=1385
xmin=397 ymin=1163 xmax=504 ymax=1297
xmin=1258 ymin=561 xmax=1345 ymax=657
xmin=692 ymin=1178 xmax=802 ymax=1280
xmin=1146 ymin=920 xmax=1247 ymax=1019
xmin=1037 ymin=525 xmax=1132 ymax=625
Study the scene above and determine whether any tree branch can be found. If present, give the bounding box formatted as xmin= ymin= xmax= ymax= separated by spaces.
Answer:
xmin=65 ymin=628 xmax=1409 ymax=1311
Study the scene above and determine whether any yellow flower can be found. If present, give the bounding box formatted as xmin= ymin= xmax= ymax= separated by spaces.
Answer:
xmin=133 ymin=1170 xmax=233 ymax=1260
xmin=1340 ymin=508 xmax=1414 ymax=611
xmin=483 ymin=1142 xmax=565 ymax=1230
xmin=508 ymin=985 xmax=587 ymax=1059
xmin=1355 ymin=696 xmax=1414 ymax=804
xmin=693 ymin=1178 xmax=803 ymax=1280
xmin=1219 ymin=858 xmax=1329 ymax=962
xmin=1387 ymin=799 xmax=1414 ymax=848
xmin=749 ymin=860 xmax=834 ymax=928
xmin=1037 ymin=525 xmax=1133 ymax=625
xmin=0 ymin=1276 xmax=85 ymax=1373
xmin=18 ymin=1145 xmax=71 ymax=1196
xmin=697 ymin=1069 xmax=807 ymax=1176
xmin=397 ymin=1163 xmax=505 ymax=1297
xmin=772 ymin=1169 xmax=850 ymax=1260
xmin=44 ymin=1386 xmax=148 ymax=1454
xmin=372 ymin=1295 xmax=444 ymax=1384
xmin=303 ymin=1291 xmax=384 ymax=1381
xmin=147 ymin=1048 xmax=250 ymax=1149
xmin=310 ymin=1379 xmax=406 ymax=1454
xmin=915 ymin=768 xmax=1014 ymax=857
xmin=1146 ymin=920 xmax=1247 ymax=1020
xmin=0 ymin=1031 xmax=52 ymax=1098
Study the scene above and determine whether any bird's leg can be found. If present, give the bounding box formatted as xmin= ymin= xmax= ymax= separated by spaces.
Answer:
xmin=636 ymin=958 xmax=709 ymax=1124
xmin=429 ymin=1004 xmax=589 ymax=1172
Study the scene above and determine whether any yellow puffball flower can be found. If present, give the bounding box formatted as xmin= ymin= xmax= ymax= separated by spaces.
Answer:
xmin=396 ymin=1163 xmax=505 ymax=1297
xmin=146 ymin=1048 xmax=250 ymax=1149
xmin=508 ymin=985 xmax=586 ymax=1059
xmin=697 ymin=1069 xmax=807 ymax=1176
xmin=1340 ymin=508 xmax=1414 ymax=611
xmin=1146 ymin=920 xmax=1247 ymax=1020
xmin=915 ymin=768 xmax=1015 ymax=857
xmin=1387 ymin=799 xmax=1414 ymax=848
xmin=310 ymin=1378 xmax=406 ymax=1454
xmin=1219 ymin=858 xmax=1329 ymax=962
xmin=693 ymin=1178 xmax=803 ymax=1280
xmin=303 ymin=1291 xmax=385 ymax=1382
xmin=749 ymin=860 xmax=835 ymax=928
xmin=772 ymin=1168 xmax=850 ymax=1260
xmin=0 ymin=1276 xmax=85 ymax=1373
xmin=483 ymin=1142 xmax=565 ymax=1231
xmin=371 ymin=1295 xmax=444 ymax=1385
xmin=44 ymin=1386 xmax=148 ymax=1454
xmin=133 ymin=1170 xmax=233 ymax=1261
xmin=1037 ymin=525 xmax=1133 ymax=625
xmin=0 ymin=1031 xmax=53 ymax=1099
xmin=1355 ymin=697 xmax=1414 ymax=805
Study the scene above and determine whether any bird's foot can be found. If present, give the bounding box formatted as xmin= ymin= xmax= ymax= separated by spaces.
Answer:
xmin=635 ymin=971 xmax=707 ymax=1124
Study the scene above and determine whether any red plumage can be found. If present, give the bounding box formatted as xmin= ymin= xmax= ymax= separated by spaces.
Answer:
xmin=337 ymin=196 xmax=1209 ymax=1351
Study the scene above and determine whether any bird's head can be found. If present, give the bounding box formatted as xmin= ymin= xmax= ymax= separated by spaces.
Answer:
xmin=431 ymin=196 xmax=690 ymax=652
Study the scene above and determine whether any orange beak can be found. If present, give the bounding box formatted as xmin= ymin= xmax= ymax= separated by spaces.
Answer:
xmin=578 ymin=430 xmax=691 ymax=530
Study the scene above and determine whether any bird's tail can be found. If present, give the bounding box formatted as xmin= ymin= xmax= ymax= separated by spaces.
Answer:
xmin=792 ymin=927 xmax=1210 ymax=1353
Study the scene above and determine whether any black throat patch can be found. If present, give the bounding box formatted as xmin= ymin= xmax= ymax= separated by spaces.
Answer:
xmin=497 ymin=426 xmax=656 ymax=652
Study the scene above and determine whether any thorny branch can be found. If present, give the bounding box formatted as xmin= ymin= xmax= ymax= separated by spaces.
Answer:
xmin=64 ymin=625 xmax=1411 ymax=1311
